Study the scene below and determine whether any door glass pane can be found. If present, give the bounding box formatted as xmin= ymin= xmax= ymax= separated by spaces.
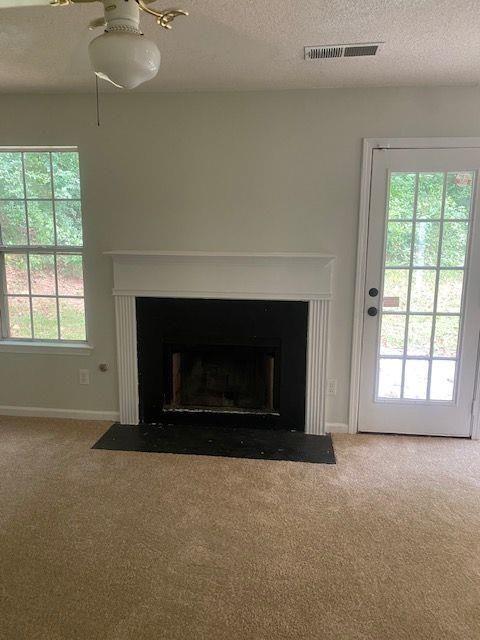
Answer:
xmin=32 ymin=297 xmax=58 ymax=339
xmin=430 ymin=360 xmax=456 ymax=401
xmin=404 ymin=360 xmax=429 ymax=399
xmin=7 ymin=296 xmax=31 ymax=338
xmin=437 ymin=270 xmax=464 ymax=313
xmin=410 ymin=270 xmax=436 ymax=312
xmin=27 ymin=201 xmax=55 ymax=245
xmin=385 ymin=222 xmax=412 ymax=266
xmin=433 ymin=316 xmax=460 ymax=357
xmin=377 ymin=168 xmax=473 ymax=403
xmin=383 ymin=269 xmax=408 ymax=311
xmin=30 ymin=254 xmax=56 ymax=295
xmin=380 ymin=314 xmax=406 ymax=355
xmin=0 ymin=201 xmax=27 ymax=245
xmin=444 ymin=172 xmax=473 ymax=219
xmin=4 ymin=253 xmax=29 ymax=294
xmin=407 ymin=316 xmax=433 ymax=356
xmin=417 ymin=173 xmax=444 ymax=219
xmin=413 ymin=222 xmax=440 ymax=266
xmin=24 ymin=152 xmax=52 ymax=199
xmin=388 ymin=173 xmax=415 ymax=219
xmin=378 ymin=358 xmax=402 ymax=399
xmin=441 ymin=222 xmax=469 ymax=267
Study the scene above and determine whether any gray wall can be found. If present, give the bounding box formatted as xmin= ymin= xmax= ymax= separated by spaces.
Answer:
xmin=1 ymin=87 xmax=480 ymax=423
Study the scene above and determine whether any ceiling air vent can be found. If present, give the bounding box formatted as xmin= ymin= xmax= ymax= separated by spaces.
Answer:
xmin=306 ymin=45 xmax=343 ymax=60
xmin=304 ymin=42 xmax=382 ymax=61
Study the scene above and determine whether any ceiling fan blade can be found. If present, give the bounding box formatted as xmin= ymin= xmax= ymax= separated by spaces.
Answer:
xmin=0 ymin=0 xmax=98 ymax=5
xmin=0 ymin=0 xmax=58 ymax=7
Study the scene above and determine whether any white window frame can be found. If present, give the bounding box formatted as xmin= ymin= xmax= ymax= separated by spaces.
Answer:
xmin=0 ymin=146 xmax=92 ymax=355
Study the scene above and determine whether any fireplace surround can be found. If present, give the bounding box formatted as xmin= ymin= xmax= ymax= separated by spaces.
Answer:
xmin=107 ymin=251 xmax=334 ymax=435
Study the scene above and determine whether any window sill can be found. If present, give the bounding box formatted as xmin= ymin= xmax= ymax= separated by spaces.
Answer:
xmin=0 ymin=341 xmax=93 ymax=355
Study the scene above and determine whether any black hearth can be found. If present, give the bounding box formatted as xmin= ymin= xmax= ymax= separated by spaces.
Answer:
xmin=136 ymin=298 xmax=308 ymax=430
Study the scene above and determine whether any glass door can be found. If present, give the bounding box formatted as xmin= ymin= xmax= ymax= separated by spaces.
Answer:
xmin=359 ymin=148 xmax=480 ymax=436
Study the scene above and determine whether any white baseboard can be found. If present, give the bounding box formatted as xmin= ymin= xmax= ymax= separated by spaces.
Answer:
xmin=325 ymin=422 xmax=349 ymax=433
xmin=0 ymin=405 xmax=119 ymax=422
xmin=0 ymin=407 xmax=349 ymax=432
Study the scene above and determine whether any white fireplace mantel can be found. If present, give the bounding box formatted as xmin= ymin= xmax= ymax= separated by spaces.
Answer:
xmin=107 ymin=251 xmax=335 ymax=435
xmin=105 ymin=251 xmax=335 ymax=301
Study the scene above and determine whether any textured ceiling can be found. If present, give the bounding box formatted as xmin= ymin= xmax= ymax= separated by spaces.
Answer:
xmin=1 ymin=0 xmax=479 ymax=92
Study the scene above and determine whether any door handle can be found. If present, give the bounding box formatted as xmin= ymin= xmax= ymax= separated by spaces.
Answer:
xmin=367 ymin=307 xmax=378 ymax=317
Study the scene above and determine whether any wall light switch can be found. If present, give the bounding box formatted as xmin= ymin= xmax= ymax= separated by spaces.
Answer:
xmin=79 ymin=369 xmax=90 ymax=385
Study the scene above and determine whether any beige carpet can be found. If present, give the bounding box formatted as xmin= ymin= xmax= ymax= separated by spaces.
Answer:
xmin=0 ymin=416 xmax=479 ymax=640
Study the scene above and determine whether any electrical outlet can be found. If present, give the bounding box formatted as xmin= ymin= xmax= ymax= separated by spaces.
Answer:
xmin=79 ymin=369 xmax=90 ymax=385
xmin=327 ymin=379 xmax=337 ymax=396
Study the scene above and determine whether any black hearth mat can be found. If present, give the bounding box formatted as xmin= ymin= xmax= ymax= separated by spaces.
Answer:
xmin=92 ymin=423 xmax=336 ymax=464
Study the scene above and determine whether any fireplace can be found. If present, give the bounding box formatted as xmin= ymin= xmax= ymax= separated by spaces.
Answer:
xmin=163 ymin=342 xmax=279 ymax=414
xmin=136 ymin=298 xmax=308 ymax=430
xmin=109 ymin=251 xmax=333 ymax=434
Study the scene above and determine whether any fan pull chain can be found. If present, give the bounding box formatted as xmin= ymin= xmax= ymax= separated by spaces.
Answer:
xmin=95 ymin=75 xmax=101 ymax=127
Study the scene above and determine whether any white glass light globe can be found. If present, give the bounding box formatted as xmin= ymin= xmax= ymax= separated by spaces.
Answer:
xmin=89 ymin=31 xmax=161 ymax=90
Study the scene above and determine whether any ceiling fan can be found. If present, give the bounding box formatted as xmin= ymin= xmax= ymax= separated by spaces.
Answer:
xmin=1 ymin=0 xmax=188 ymax=89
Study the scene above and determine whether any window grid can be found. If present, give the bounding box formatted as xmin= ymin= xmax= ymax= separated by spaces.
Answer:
xmin=426 ymin=173 xmax=446 ymax=399
xmin=49 ymin=151 xmax=61 ymax=341
xmin=21 ymin=153 xmax=35 ymax=339
xmin=399 ymin=172 xmax=420 ymax=398
xmin=376 ymin=170 xmax=474 ymax=402
xmin=4 ymin=259 xmax=85 ymax=341
xmin=0 ymin=149 xmax=86 ymax=343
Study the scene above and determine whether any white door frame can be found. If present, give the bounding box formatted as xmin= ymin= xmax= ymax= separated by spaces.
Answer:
xmin=349 ymin=137 xmax=480 ymax=438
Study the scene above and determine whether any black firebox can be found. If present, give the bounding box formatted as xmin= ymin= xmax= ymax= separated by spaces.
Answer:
xmin=136 ymin=298 xmax=308 ymax=430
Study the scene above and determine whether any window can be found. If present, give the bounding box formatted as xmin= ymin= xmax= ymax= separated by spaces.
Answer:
xmin=0 ymin=148 xmax=87 ymax=343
